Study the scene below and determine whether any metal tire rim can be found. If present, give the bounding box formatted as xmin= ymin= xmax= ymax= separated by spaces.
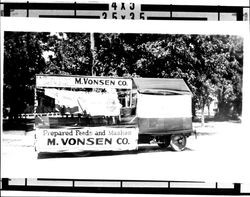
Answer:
xmin=170 ymin=134 xmax=187 ymax=151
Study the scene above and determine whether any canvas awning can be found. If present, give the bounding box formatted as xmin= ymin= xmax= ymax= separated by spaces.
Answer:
xmin=132 ymin=78 xmax=192 ymax=95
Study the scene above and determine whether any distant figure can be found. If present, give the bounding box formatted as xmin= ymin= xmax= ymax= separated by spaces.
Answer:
xmin=60 ymin=105 xmax=66 ymax=117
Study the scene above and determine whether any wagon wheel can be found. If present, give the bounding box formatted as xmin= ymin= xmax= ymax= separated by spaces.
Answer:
xmin=157 ymin=136 xmax=171 ymax=148
xmin=170 ymin=134 xmax=187 ymax=151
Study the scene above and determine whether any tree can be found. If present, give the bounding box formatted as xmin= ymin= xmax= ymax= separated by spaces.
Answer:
xmin=97 ymin=33 xmax=243 ymax=123
xmin=91 ymin=33 xmax=243 ymax=123
xmin=42 ymin=32 xmax=92 ymax=75
xmin=212 ymin=35 xmax=243 ymax=119
xmin=4 ymin=32 xmax=47 ymax=118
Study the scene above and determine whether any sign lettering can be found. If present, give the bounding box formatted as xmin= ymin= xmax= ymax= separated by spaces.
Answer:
xmin=36 ymin=75 xmax=132 ymax=89
xmin=35 ymin=127 xmax=139 ymax=152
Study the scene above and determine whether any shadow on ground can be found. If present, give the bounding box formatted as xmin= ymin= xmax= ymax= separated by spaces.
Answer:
xmin=37 ymin=145 xmax=194 ymax=159
xmin=195 ymin=132 xmax=216 ymax=136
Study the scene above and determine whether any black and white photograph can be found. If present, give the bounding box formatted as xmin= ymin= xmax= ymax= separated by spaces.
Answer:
xmin=1 ymin=0 xmax=250 ymax=195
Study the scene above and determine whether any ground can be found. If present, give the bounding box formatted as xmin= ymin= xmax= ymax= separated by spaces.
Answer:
xmin=1 ymin=121 xmax=250 ymax=189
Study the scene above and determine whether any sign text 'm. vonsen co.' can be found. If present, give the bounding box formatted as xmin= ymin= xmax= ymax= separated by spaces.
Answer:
xmin=36 ymin=75 xmax=132 ymax=89
xmin=75 ymin=77 xmax=131 ymax=88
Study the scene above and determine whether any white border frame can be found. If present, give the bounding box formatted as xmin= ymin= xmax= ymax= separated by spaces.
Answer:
xmin=1 ymin=17 xmax=250 ymax=183
xmin=1 ymin=17 xmax=249 ymax=34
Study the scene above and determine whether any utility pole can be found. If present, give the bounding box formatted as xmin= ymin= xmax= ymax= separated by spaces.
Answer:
xmin=90 ymin=33 xmax=96 ymax=76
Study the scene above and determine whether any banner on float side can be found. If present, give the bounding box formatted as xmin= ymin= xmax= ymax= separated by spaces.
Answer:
xmin=35 ymin=127 xmax=139 ymax=152
xmin=36 ymin=75 xmax=132 ymax=89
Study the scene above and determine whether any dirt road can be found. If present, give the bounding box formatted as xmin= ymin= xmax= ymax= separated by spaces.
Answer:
xmin=1 ymin=121 xmax=249 ymax=184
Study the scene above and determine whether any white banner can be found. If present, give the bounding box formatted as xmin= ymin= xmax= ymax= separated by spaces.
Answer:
xmin=36 ymin=75 xmax=132 ymax=89
xmin=44 ymin=88 xmax=122 ymax=116
xmin=35 ymin=127 xmax=139 ymax=152
xmin=137 ymin=94 xmax=192 ymax=118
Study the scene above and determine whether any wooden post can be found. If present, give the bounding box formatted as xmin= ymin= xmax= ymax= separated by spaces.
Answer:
xmin=34 ymin=87 xmax=38 ymax=114
xmin=90 ymin=32 xmax=95 ymax=76
xmin=130 ymin=90 xmax=132 ymax=108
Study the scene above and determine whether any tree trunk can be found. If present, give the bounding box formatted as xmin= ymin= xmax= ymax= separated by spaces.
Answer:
xmin=207 ymin=104 xmax=210 ymax=118
xmin=201 ymin=105 xmax=205 ymax=127
xmin=192 ymin=99 xmax=196 ymax=121
xmin=217 ymin=87 xmax=227 ymax=120
xmin=90 ymin=33 xmax=95 ymax=76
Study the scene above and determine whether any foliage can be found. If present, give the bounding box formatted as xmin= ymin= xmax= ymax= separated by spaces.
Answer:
xmin=42 ymin=32 xmax=92 ymax=75
xmin=3 ymin=32 xmax=47 ymax=117
xmin=3 ymin=32 xmax=243 ymax=120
